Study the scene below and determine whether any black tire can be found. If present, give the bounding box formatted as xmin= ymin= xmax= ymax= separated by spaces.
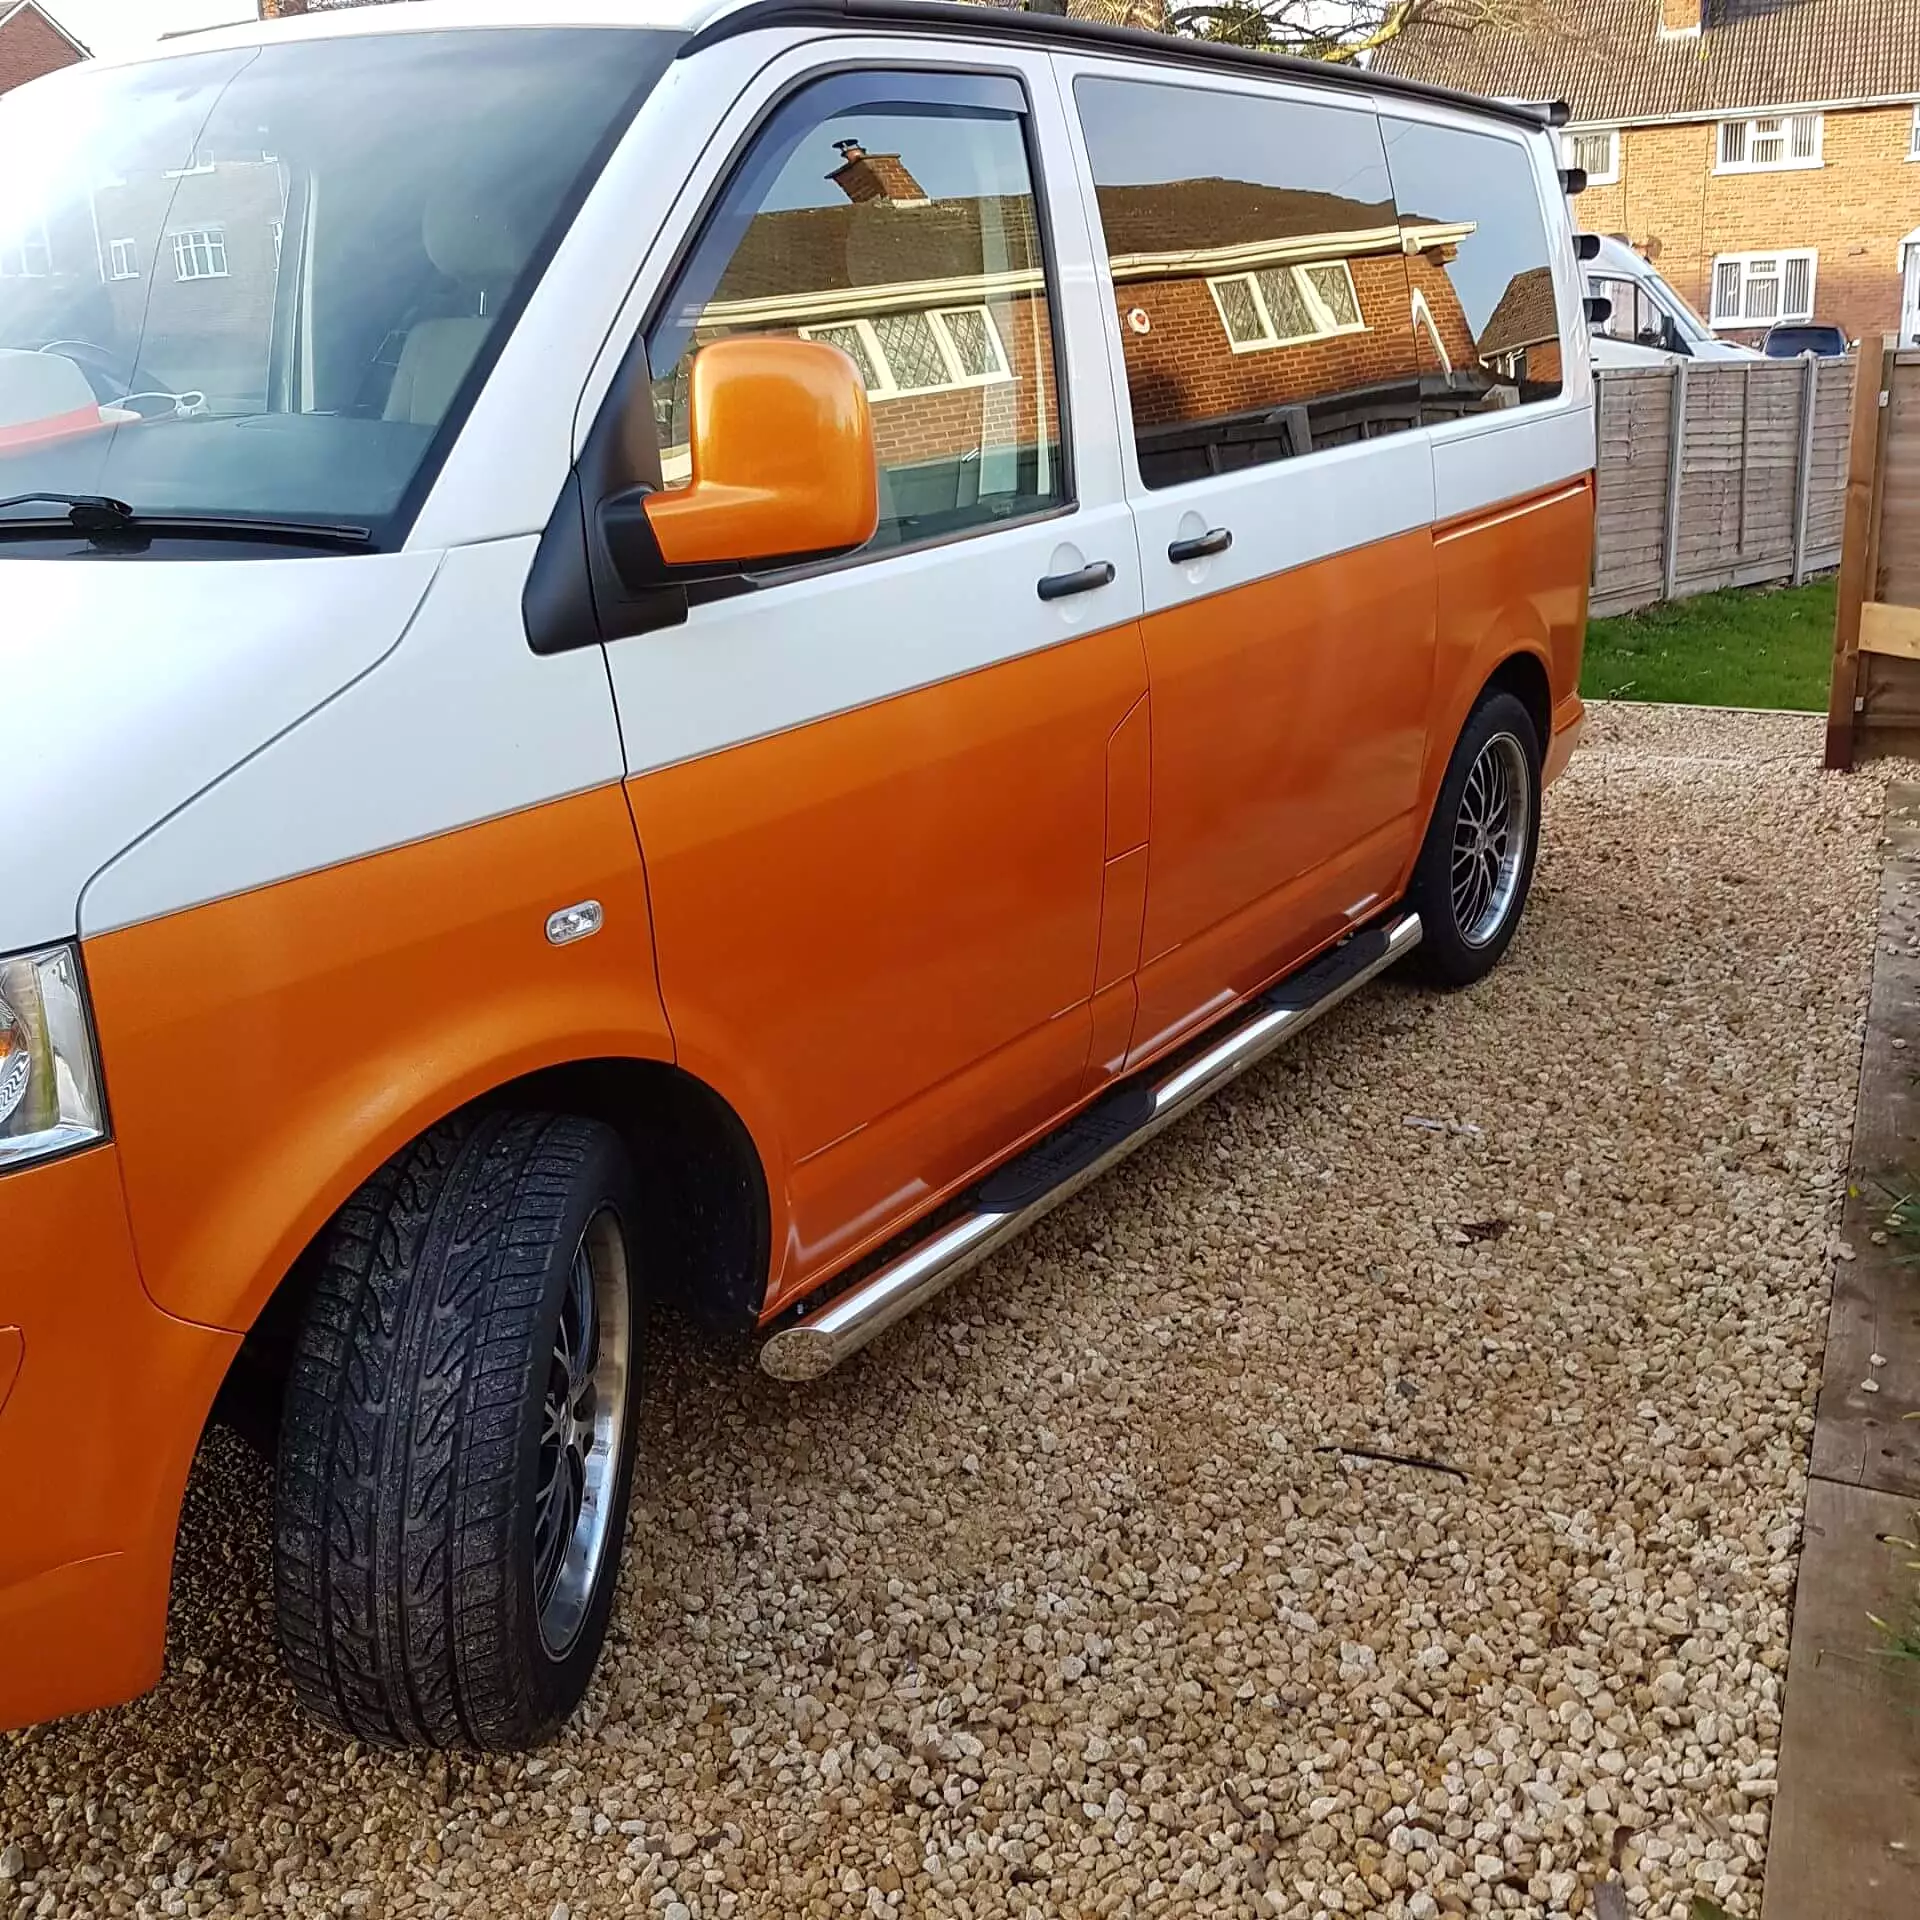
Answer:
xmin=273 ymin=1111 xmax=644 ymax=1749
xmin=1406 ymin=689 xmax=1542 ymax=988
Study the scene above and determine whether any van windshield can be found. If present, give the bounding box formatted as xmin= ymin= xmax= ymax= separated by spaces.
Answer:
xmin=0 ymin=28 xmax=672 ymax=545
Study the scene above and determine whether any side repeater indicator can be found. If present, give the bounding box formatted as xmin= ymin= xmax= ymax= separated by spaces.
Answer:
xmin=545 ymin=900 xmax=604 ymax=947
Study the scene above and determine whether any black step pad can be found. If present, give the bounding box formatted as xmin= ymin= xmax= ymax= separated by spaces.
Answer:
xmin=977 ymin=1082 xmax=1156 ymax=1213
xmin=1260 ymin=925 xmax=1391 ymax=1014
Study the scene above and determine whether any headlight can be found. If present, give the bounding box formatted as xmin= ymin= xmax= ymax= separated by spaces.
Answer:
xmin=0 ymin=944 xmax=106 ymax=1173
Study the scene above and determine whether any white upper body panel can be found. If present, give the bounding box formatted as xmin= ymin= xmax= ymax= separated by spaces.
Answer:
xmin=1 ymin=551 xmax=438 ymax=953
xmin=104 ymin=0 xmax=718 ymax=67
xmin=78 ymin=538 xmax=628 ymax=938
xmin=6 ymin=5 xmax=1583 ymax=955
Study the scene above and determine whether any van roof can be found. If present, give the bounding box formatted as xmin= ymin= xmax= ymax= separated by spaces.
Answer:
xmin=135 ymin=0 xmax=1566 ymax=132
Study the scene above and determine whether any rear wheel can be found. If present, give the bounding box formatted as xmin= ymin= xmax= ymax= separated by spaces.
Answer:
xmin=273 ymin=1111 xmax=644 ymax=1749
xmin=1407 ymin=689 xmax=1542 ymax=988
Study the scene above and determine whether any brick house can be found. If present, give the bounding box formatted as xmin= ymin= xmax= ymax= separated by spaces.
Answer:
xmin=0 ymin=2 xmax=84 ymax=100
xmin=665 ymin=137 xmax=1526 ymax=491
xmin=1376 ymin=0 xmax=1920 ymax=348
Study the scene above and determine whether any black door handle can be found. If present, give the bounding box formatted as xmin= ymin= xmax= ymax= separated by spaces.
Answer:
xmin=1168 ymin=527 xmax=1233 ymax=563
xmin=1036 ymin=560 xmax=1116 ymax=602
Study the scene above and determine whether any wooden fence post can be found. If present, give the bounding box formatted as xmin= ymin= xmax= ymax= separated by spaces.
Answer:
xmin=1662 ymin=361 xmax=1689 ymax=602
xmin=1792 ymin=352 xmax=1817 ymax=584
xmin=1827 ymin=341 xmax=1895 ymax=770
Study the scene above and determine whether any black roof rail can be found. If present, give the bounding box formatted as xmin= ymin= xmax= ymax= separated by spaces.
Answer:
xmin=680 ymin=0 xmax=1566 ymax=132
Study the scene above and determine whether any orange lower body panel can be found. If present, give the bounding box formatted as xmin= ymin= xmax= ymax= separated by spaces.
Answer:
xmin=626 ymin=624 xmax=1148 ymax=1307
xmin=1545 ymin=693 xmax=1585 ymax=788
xmin=0 ymin=1147 xmax=237 ymax=1731
xmin=1421 ymin=480 xmax=1592 ymax=827
xmin=1128 ymin=528 xmax=1435 ymax=1064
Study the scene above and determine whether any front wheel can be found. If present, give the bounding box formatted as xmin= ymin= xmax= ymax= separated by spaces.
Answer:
xmin=1406 ymin=689 xmax=1542 ymax=988
xmin=274 ymin=1111 xmax=644 ymax=1749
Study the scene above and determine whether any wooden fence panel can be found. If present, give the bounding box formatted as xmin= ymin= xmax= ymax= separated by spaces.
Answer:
xmin=1806 ymin=360 xmax=1854 ymax=562
xmin=1884 ymin=359 xmax=1920 ymax=610
xmin=1828 ymin=343 xmax=1920 ymax=767
xmin=1594 ymin=357 xmax=1852 ymax=616
xmin=1592 ymin=368 xmax=1672 ymax=611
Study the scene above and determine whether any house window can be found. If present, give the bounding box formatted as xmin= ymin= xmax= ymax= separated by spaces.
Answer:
xmin=108 ymin=238 xmax=140 ymax=281
xmin=1562 ymin=128 xmax=1619 ymax=185
xmin=799 ymin=306 xmax=1010 ymax=398
xmin=1207 ymin=261 xmax=1367 ymax=352
xmin=1717 ymin=112 xmax=1822 ymax=171
xmin=1710 ymin=249 xmax=1817 ymax=325
xmin=171 ymin=228 xmax=229 ymax=281
xmin=0 ymin=222 xmax=51 ymax=278
xmin=1910 ymin=105 xmax=1920 ymax=159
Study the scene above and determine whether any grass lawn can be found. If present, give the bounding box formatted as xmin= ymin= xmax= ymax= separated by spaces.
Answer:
xmin=1580 ymin=578 xmax=1835 ymax=711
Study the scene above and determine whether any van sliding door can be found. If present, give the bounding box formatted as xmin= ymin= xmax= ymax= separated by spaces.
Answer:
xmin=1060 ymin=60 xmax=1438 ymax=1066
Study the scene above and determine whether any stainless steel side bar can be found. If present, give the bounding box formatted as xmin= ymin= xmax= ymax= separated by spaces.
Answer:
xmin=760 ymin=911 xmax=1422 ymax=1381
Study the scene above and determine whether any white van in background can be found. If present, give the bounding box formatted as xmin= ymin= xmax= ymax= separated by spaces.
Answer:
xmin=1584 ymin=234 xmax=1763 ymax=367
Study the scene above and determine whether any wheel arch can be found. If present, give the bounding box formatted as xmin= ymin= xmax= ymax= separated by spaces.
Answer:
xmin=1482 ymin=649 xmax=1552 ymax=760
xmin=215 ymin=1055 xmax=772 ymax=1447
xmin=1411 ymin=641 xmax=1555 ymax=857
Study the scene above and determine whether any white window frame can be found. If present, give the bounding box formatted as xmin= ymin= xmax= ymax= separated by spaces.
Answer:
xmin=1716 ymin=112 xmax=1823 ymax=173
xmin=108 ymin=237 xmax=139 ymax=281
xmin=1561 ymin=127 xmax=1619 ymax=186
xmin=800 ymin=304 xmax=1011 ymax=399
xmin=1709 ymin=249 xmax=1818 ymax=326
xmin=171 ymin=227 xmax=229 ymax=281
xmin=1909 ymin=104 xmax=1920 ymax=160
xmin=1206 ymin=260 xmax=1367 ymax=353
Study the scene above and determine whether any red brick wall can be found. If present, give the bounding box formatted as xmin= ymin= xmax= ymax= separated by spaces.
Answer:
xmin=1404 ymin=253 xmax=1480 ymax=373
xmin=91 ymin=163 xmax=288 ymax=407
xmin=692 ymin=291 xmax=1060 ymax=474
xmin=1577 ymin=104 xmax=1920 ymax=343
xmin=0 ymin=6 xmax=81 ymax=97
xmin=679 ymin=246 xmax=1501 ymax=477
xmin=1112 ymin=253 xmax=1481 ymax=430
xmin=865 ymin=291 xmax=1058 ymax=469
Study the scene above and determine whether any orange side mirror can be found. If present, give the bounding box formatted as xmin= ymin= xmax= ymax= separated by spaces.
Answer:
xmin=645 ymin=336 xmax=879 ymax=569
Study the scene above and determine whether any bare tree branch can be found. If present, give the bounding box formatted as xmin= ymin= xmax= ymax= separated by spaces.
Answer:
xmin=1038 ymin=0 xmax=1570 ymax=63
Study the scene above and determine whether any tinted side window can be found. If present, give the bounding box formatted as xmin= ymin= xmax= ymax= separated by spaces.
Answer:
xmin=1380 ymin=118 xmax=1565 ymax=417
xmin=1074 ymin=76 xmax=1421 ymax=490
xmin=647 ymin=75 xmax=1063 ymax=554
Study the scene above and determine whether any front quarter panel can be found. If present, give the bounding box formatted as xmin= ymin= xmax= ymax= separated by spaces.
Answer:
xmin=85 ymin=784 xmax=672 ymax=1336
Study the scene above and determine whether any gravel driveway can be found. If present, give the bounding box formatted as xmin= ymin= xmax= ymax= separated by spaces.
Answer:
xmin=1 ymin=705 xmax=1896 ymax=1920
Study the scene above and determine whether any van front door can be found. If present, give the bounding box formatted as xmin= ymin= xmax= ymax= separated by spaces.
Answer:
xmin=603 ymin=58 xmax=1147 ymax=1307
xmin=1062 ymin=64 xmax=1437 ymax=1063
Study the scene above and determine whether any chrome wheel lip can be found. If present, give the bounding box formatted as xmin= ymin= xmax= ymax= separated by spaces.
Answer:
xmin=533 ymin=1207 xmax=632 ymax=1660
xmin=1450 ymin=731 xmax=1532 ymax=949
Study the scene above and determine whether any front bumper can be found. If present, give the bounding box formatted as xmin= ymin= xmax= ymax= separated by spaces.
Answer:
xmin=0 ymin=1145 xmax=237 ymax=1731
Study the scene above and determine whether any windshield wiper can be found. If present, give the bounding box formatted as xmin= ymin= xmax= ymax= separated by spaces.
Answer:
xmin=0 ymin=493 xmax=373 ymax=549
xmin=0 ymin=491 xmax=138 ymax=532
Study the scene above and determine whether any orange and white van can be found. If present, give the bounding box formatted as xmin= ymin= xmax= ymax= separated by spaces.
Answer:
xmin=0 ymin=0 xmax=1589 ymax=1747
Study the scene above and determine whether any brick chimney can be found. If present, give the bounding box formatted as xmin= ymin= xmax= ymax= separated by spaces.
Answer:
xmin=1657 ymin=0 xmax=1704 ymax=36
xmin=828 ymin=139 xmax=930 ymax=207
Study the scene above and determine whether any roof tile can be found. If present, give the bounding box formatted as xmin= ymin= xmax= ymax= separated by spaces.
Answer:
xmin=1374 ymin=0 xmax=1920 ymax=123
